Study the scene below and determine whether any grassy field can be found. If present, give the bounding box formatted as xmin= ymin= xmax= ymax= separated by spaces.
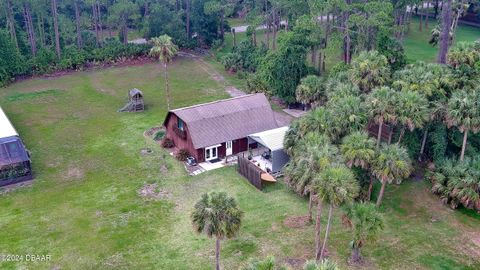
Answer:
xmin=403 ymin=17 xmax=480 ymax=63
xmin=0 ymin=55 xmax=479 ymax=269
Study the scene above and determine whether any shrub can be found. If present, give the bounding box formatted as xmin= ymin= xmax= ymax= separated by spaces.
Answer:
xmin=32 ymin=48 xmax=58 ymax=74
xmin=221 ymin=52 xmax=242 ymax=72
xmin=377 ymin=34 xmax=406 ymax=71
xmin=154 ymin=130 xmax=165 ymax=141
xmin=176 ymin=148 xmax=190 ymax=161
xmin=246 ymin=73 xmax=271 ymax=96
xmin=161 ymin=138 xmax=175 ymax=148
xmin=58 ymin=46 xmax=87 ymax=70
xmin=429 ymin=157 xmax=480 ymax=212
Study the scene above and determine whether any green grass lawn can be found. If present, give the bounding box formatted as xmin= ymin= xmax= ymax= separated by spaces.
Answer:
xmin=227 ymin=17 xmax=248 ymax=27
xmin=403 ymin=17 xmax=480 ymax=63
xmin=0 ymin=57 xmax=479 ymax=269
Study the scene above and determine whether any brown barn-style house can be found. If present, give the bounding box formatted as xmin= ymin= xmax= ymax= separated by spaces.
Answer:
xmin=163 ymin=94 xmax=279 ymax=163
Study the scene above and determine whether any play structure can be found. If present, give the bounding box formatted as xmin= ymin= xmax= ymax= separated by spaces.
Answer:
xmin=118 ymin=88 xmax=145 ymax=112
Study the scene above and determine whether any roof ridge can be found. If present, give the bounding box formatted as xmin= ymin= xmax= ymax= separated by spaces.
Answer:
xmin=170 ymin=93 xmax=262 ymax=112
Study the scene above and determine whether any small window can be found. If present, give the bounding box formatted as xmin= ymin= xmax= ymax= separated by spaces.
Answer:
xmin=177 ymin=118 xmax=184 ymax=130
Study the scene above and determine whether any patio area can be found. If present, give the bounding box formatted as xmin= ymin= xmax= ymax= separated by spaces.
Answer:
xmin=249 ymin=155 xmax=273 ymax=173
xmin=199 ymin=160 xmax=225 ymax=171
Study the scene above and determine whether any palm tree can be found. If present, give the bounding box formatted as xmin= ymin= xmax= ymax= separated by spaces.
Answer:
xmin=149 ymin=35 xmax=178 ymax=110
xmin=343 ymin=202 xmax=384 ymax=263
xmin=313 ymin=165 xmax=359 ymax=261
xmin=372 ymin=144 xmax=412 ymax=207
xmin=365 ymin=86 xmax=397 ymax=148
xmin=242 ymin=256 xmax=287 ymax=270
xmin=326 ymin=94 xmax=368 ymax=142
xmin=349 ymin=51 xmax=391 ymax=93
xmin=285 ymin=134 xmax=338 ymax=222
xmin=296 ymin=75 xmax=325 ymax=108
xmin=341 ymin=131 xmax=377 ymax=200
xmin=430 ymin=157 xmax=480 ymax=211
xmin=395 ymin=91 xmax=430 ymax=144
xmin=191 ymin=192 xmax=243 ymax=270
xmin=446 ymin=89 xmax=480 ymax=161
xmin=303 ymin=259 xmax=339 ymax=270
xmin=283 ymin=118 xmax=303 ymax=159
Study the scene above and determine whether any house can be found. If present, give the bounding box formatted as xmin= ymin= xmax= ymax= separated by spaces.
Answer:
xmin=163 ymin=94 xmax=279 ymax=163
xmin=0 ymin=106 xmax=32 ymax=187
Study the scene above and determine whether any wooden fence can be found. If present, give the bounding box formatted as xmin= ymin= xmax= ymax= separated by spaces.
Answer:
xmin=237 ymin=156 xmax=263 ymax=190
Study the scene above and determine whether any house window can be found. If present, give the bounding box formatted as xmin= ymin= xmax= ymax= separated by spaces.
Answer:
xmin=177 ymin=118 xmax=184 ymax=131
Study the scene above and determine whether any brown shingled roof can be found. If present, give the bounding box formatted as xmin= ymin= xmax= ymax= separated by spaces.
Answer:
xmin=165 ymin=94 xmax=279 ymax=149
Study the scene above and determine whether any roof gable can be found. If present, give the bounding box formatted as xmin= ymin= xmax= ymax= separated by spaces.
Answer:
xmin=166 ymin=94 xmax=279 ymax=148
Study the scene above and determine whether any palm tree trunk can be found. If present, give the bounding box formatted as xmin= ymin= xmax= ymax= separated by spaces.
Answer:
xmin=232 ymin=29 xmax=236 ymax=47
xmin=52 ymin=0 xmax=61 ymax=58
xmin=376 ymin=178 xmax=387 ymax=207
xmin=308 ymin=192 xmax=313 ymax=222
xmin=367 ymin=174 xmax=374 ymax=201
xmin=215 ymin=237 xmax=221 ymax=270
xmin=220 ymin=10 xmax=225 ymax=40
xmin=320 ymin=204 xmax=333 ymax=260
xmin=397 ymin=127 xmax=406 ymax=144
xmin=419 ymin=127 xmax=428 ymax=160
xmin=315 ymin=199 xmax=323 ymax=261
xmin=376 ymin=119 xmax=384 ymax=149
xmin=123 ymin=24 xmax=128 ymax=44
xmin=460 ymin=129 xmax=468 ymax=161
xmin=164 ymin=63 xmax=171 ymax=110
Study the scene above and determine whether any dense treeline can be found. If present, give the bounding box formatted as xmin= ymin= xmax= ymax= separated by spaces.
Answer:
xmin=0 ymin=0 xmax=228 ymax=86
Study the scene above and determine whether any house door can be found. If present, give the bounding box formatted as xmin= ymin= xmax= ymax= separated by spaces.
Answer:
xmin=205 ymin=145 xmax=219 ymax=161
xmin=226 ymin=141 xmax=233 ymax=156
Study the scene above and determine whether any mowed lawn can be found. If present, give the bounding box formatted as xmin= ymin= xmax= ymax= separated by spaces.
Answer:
xmin=0 ymin=57 xmax=479 ymax=270
xmin=404 ymin=17 xmax=480 ymax=63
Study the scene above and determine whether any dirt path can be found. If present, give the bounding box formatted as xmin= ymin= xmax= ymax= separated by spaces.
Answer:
xmin=179 ymin=51 xmax=293 ymax=126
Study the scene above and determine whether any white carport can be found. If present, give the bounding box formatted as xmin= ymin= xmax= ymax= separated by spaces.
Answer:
xmin=247 ymin=126 xmax=290 ymax=173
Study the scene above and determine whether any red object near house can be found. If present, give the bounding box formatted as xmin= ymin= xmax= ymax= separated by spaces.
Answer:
xmin=163 ymin=94 xmax=279 ymax=163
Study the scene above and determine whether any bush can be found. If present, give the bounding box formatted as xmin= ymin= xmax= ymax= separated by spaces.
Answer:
xmin=246 ymin=73 xmax=271 ymax=96
xmin=32 ymin=48 xmax=58 ymax=74
xmin=176 ymin=148 xmax=190 ymax=161
xmin=161 ymin=138 xmax=175 ymax=148
xmin=429 ymin=157 xmax=480 ymax=211
xmin=221 ymin=52 xmax=241 ymax=72
xmin=377 ymin=34 xmax=406 ymax=71
xmin=58 ymin=46 xmax=87 ymax=70
xmin=154 ymin=130 xmax=165 ymax=141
